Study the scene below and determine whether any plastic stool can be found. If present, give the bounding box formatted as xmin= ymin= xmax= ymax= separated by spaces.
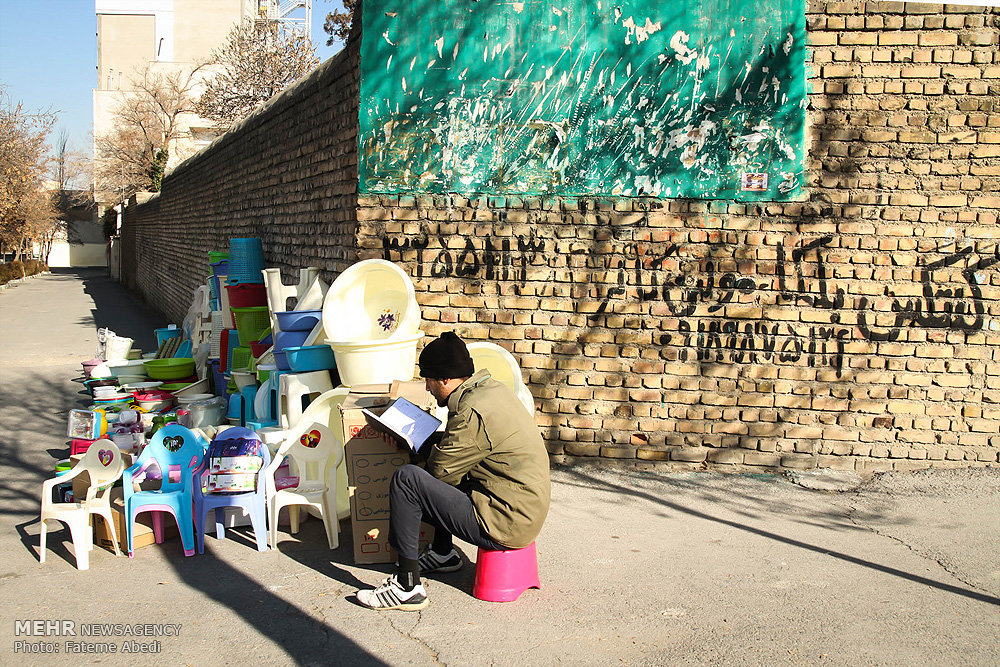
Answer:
xmin=278 ymin=371 xmax=333 ymax=429
xmin=472 ymin=542 xmax=540 ymax=602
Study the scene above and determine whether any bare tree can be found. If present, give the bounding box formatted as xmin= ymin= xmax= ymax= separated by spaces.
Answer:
xmin=94 ymin=65 xmax=203 ymax=201
xmin=0 ymin=85 xmax=57 ymax=261
xmin=196 ymin=17 xmax=319 ymax=130
xmin=323 ymin=0 xmax=357 ymax=45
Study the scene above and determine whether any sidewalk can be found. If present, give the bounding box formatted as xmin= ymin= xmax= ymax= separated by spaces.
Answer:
xmin=0 ymin=269 xmax=998 ymax=666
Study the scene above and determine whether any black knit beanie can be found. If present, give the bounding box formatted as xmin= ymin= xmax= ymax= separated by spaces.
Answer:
xmin=418 ymin=332 xmax=475 ymax=379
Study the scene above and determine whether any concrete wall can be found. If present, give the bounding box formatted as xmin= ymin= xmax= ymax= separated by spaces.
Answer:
xmin=121 ymin=2 xmax=1000 ymax=473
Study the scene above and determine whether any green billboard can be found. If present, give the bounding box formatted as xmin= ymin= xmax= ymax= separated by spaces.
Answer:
xmin=359 ymin=0 xmax=806 ymax=201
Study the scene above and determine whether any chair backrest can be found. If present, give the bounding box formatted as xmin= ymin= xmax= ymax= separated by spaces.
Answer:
xmin=81 ymin=442 xmax=125 ymax=500
xmin=136 ymin=424 xmax=206 ymax=491
xmin=276 ymin=422 xmax=342 ymax=487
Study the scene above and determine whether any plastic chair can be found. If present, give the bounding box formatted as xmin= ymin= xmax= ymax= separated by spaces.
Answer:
xmin=278 ymin=370 xmax=333 ymax=429
xmin=467 ymin=341 xmax=535 ymax=416
xmin=264 ymin=422 xmax=343 ymax=550
xmin=39 ymin=445 xmax=126 ymax=570
xmin=193 ymin=427 xmax=271 ymax=553
xmin=123 ymin=424 xmax=207 ymax=557
xmin=472 ymin=542 xmax=541 ymax=602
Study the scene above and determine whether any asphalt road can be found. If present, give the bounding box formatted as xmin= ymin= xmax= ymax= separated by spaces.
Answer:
xmin=0 ymin=269 xmax=997 ymax=666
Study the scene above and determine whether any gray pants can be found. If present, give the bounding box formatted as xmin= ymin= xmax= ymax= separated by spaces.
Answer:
xmin=388 ymin=465 xmax=505 ymax=561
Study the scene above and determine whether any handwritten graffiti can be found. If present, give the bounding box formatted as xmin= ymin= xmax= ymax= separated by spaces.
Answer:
xmin=381 ymin=229 xmax=1000 ymax=377
xmin=858 ymin=245 xmax=999 ymax=342
xmin=662 ymin=320 xmax=850 ymax=371
xmin=384 ymin=231 xmax=545 ymax=283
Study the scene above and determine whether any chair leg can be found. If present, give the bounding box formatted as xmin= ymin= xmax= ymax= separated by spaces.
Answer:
xmin=214 ymin=508 xmax=227 ymax=541
xmin=67 ymin=518 xmax=91 ymax=571
xmin=248 ymin=506 xmax=268 ymax=552
xmin=322 ymin=496 xmax=339 ymax=550
xmin=289 ymin=505 xmax=300 ymax=534
xmin=39 ymin=518 xmax=49 ymax=563
xmin=268 ymin=500 xmax=279 ymax=549
xmin=195 ymin=506 xmax=206 ymax=555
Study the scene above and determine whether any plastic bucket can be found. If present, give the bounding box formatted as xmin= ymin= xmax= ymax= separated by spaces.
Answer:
xmin=104 ymin=335 xmax=134 ymax=362
xmin=326 ymin=332 xmax=423 ymax=386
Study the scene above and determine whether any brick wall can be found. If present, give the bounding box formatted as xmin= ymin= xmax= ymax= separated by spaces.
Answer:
xmin=123 ymin=2 xmax=1000 ymax=473
xmin=121 ymin=28 xmax=362 ymax=321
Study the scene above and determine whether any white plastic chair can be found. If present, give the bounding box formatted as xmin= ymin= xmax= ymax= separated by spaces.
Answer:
xmin=467 ymin=341 xmax=535 ymax=416
xmin=264 ymin=422 xmax=343 ymax=550
xmin=40 ymin=445 xmax=125 ymax=570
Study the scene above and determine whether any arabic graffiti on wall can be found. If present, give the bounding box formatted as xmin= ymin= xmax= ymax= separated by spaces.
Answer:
xmin=382 ymin=230 xmax=1000 ymax=376
xmin=359 ymin=0 xmax=806 ymax=201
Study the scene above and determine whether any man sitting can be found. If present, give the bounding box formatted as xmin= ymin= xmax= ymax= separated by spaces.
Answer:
xmin=357 ymin=332 xmax=551 ymax=610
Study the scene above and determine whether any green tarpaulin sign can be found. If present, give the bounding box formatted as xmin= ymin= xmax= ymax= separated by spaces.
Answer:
xmin=359 ymin=0 xmax=806 ymax=201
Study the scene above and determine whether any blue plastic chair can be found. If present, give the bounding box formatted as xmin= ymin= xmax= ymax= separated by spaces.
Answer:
xmin=123 ymin=424 xmax=207 ymax=557
xmin=193 ymin=427 xmax=271 ymax=553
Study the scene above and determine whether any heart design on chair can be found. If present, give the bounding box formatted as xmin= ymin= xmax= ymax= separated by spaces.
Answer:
xmin=299 ymin=429 xmax=322 ymax=448
xmin=97 ymin=449 xmax=114 ymax=467
xmin=163 ymin=435 xmax=184 ymax=452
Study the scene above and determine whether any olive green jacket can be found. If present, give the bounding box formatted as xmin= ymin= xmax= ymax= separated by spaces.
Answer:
xmin=426 ymin=370 xmax=551 ymax=549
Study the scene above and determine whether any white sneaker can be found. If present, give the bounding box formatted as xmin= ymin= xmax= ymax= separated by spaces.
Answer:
xmin=357 ymin=576 xmax=428 ymax=611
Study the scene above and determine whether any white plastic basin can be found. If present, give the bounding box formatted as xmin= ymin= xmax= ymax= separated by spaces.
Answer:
xmin=322 ymin=259 xmax=421 ymax=342
xmin=326 ymin=332 xmax=423 ymax=386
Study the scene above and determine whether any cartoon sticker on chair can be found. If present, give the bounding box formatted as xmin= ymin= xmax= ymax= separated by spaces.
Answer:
xmin=377 ymin=309 xmax=398 ymax=333
xmin=98 ymin=449 xmax=114 ymax=467
xmin=300 ymin=429 xmax=322 ymax=448
xmin=163 ymin=435 xmax=184 ymax=452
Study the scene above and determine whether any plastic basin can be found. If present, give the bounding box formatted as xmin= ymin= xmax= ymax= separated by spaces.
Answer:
xmin=275 ymin=309 xmax=322 ymax=332
xmin=274 ymin=329 xmax=310 ymax=351
xmin=143 ymin=358 xmax=196 ymax=380
xmin=326 ymin=332 xmax=422 ymax=386
xmin=272 ymin=349 xmax=290 ymax=371
xmin=285 ymin=345 xmax=337 ymax=373
xmin=322 ymin=259 xmax=421 ymax=342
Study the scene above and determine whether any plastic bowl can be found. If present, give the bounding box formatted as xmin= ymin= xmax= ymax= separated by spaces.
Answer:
xmin=273 ymin=329 xmax=310 ymax=351
xmin=272 ymin=349 xmax=290 ymax=371
xmin=143 ymin=358 xmax=196 ymax=380
xmin=322 ymin=260 xmax=421 ymax=343
xmin=326 ymin=332 xmax=422 ymax=386
xmin=275 ymin=309 xmax=322 ymax=332
xmin=285 ymin=345 xmax=337 ymax=373
xmin=107 ymin=359 xmax=147 ymax=378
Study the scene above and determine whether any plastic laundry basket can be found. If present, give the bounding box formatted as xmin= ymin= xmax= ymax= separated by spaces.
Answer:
xmin=232 ymin=306 xmax=271 ymax=343
xmin=227 ymin=238 xmax=266 ymax=285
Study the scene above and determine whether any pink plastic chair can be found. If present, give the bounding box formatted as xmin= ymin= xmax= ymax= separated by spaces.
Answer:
xmin=472 ymin=542 xmax=541 ymax=602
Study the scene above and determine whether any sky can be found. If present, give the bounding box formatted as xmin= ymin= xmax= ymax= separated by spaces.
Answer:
xmin=0 ymin=0 xmax=347 ymax=156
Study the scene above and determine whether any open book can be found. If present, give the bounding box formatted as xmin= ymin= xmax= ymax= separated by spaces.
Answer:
xmin=362 ymin=397 xmax=442 ymax=452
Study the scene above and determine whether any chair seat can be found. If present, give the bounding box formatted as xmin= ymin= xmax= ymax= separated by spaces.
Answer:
xmin=42 ymin=502 xmax=87 ymax=517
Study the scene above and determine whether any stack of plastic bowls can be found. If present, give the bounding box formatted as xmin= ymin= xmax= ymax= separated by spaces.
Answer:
xmin=322 ymin=259 xmax=422 ymax=385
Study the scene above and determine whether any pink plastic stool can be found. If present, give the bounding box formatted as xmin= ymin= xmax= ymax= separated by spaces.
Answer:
xmin=472 ymin=542 xmax=540 ymax=602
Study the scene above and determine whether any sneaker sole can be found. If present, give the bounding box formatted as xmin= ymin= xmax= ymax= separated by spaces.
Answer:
xmin=363 ymin=598 xmax=429 ymax=612
xmin=422 ymin=561 xmax=463 ymax=574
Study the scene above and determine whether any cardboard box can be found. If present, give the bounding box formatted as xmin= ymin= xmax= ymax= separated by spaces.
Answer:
xmin=340 ymin=381 xmax=436 ymax=564
xmin=93 ymin=488 xmax=159 ymax=552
